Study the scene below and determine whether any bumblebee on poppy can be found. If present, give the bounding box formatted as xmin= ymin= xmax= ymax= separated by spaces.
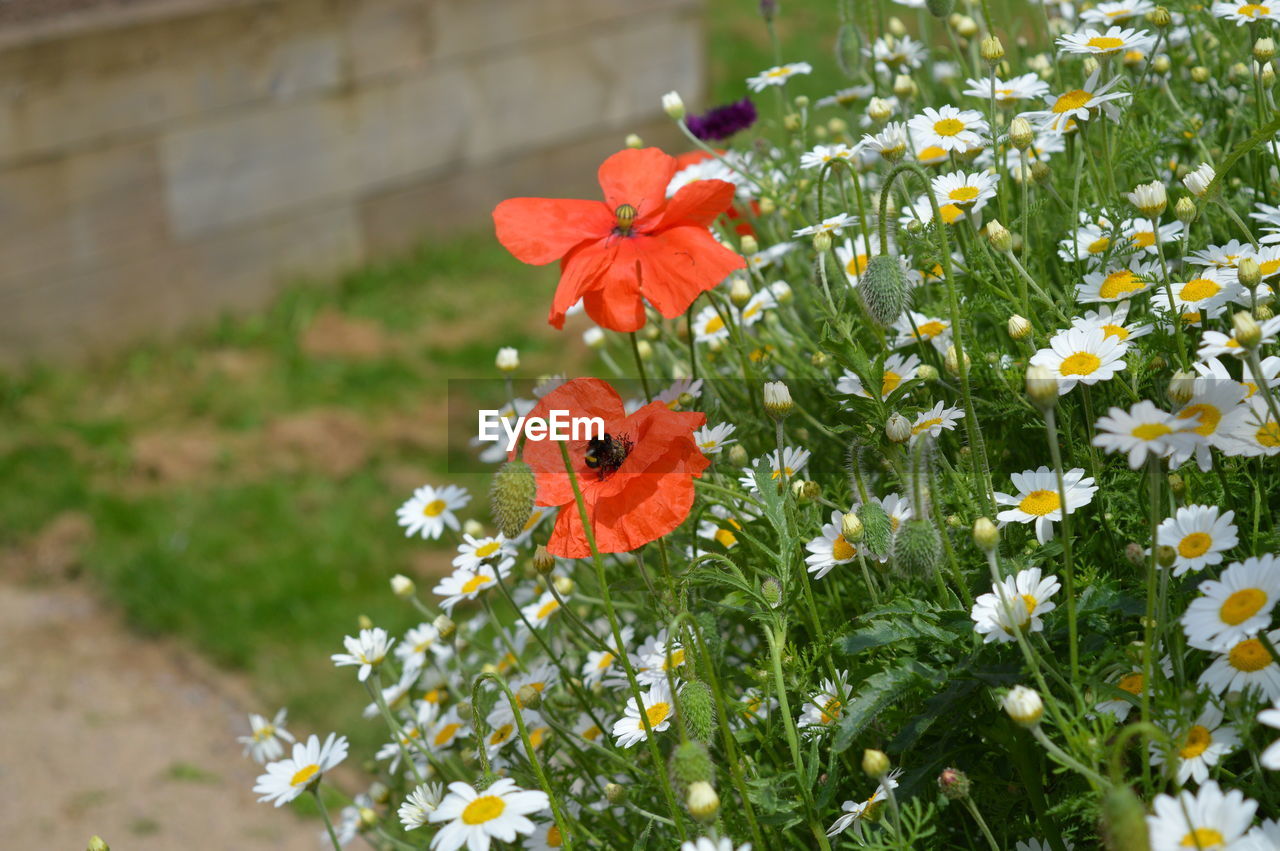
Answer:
xmin=583 ymin=433 xmax=633 ymax=479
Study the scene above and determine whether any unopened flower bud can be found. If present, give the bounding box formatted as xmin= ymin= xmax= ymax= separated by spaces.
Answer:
xmin=1238 ymin=258 xmax=1262 ymax=290
xmin=740 ymin=234 xmax=759 ymax=255
xmin=527 ymin=545 xmax=554 ymax=576
xmin=758 ymin=197 xmax=776 ymax=215
xmin=727 ymin=444 xmax=750 ymax=467
xmin=1175 ymin=196 xmax=1198 ymax=224
xmin=1152 ymin=54 xmax=1171 ymax=75
xmin=800 ymin=480 xmax=822 ymax=503
xmin=1264 ymin=63 xmax=1276 ymax=86
xmin=842 ymin=512 xmax=865 ymax=542
xmin=1168 ymin=472 xmax=1186 ymax=498
xmin=811 ymin=350 xmax=831 ymax=368
xmin=985 ymin=220 xmax=1013 ymax=252
xmin=1168 ymin=369 xmax=1197 ymax=406
xmin=1026 ymin=364 xmax=1059 ymax=409
xmin=635 ymin=339 xmax=653 ymax=360
xmin=495 ymin=346 xmax=519 ymax=372
xmin=813 ymin=230 xmax=833 ymax=252
xmin=981 ymin=35 xmax=1005 ymax=64
xmin=893 ymin=74 xmax=917 ymax=99
xmin=625 ymin=133 xmax=644 ymax=149
xmin=686 ymin=781 xmax=720 ymax=822
xmin=433 ymin=613 xmax=456 ymax=639
xmin=662 ymin=91 xmax=685 ymax=120
xmin=1030 ymin=160 xmax=1052 ymax=184
xmin=763 ymin=381 xmax=794 ymax=420
xmin=926 ymin=0 xmax=953 ymax=16
xmin=886 ymin=412 xmax=912 ymax=443
xmin=1083 ymin=56 xmax=1100 ymax=76
xmin=1002 ymin=685 xmax=1044 ymax=727
xmin=553 ymin=574 xmax=573 ymax=596
xmin=761 ymin=576 xmax=783 ymax=607
xmin=1100 ymin=783 xmax=1151 ymax=850
xmin=1234 ymin=310 xmax=1263 ymax=348
xmin=391 ymin=574 xmax=415 ymax=598
xmin=1256 ymin=37 xmax=1277 ymax=64
xmin=88 ymin=839 xmax=110 ymax=851
xmin=1147 ymin=5 xmax=1171 ymax=27
xmin=954 ymin=14 xmax=978 ymax=38
xmin=1009 ymin=116 xmax=1034 ymax=151
xmin=888 ymin=16 xmax=908 ymax=36
xmin=1007 ymin=314 xmax=1032 ymax=340
xmin=973 ymin=517 xmax=999 ymax=551
xmin=1128 ymin=181 xmax=1167 ymax=218
xmin=916 ymin=363 xmax=939 ymax=381
xmin=491 ymin=460 xmax=537 ymax=539
xmin=730 ymin=277 xmax=753 ymax=308
xmin=1156 ymin=545 xmax=1177 ymax=568
xmin=516 ymin=683 xmax=541 ymax=709
xmin=862 ymin=748 xmax=891 ymax=778
xmin=938 ymin=766 xmax=972 ymax=800
xmin=464 ymin=518 xmax=485 ymax=538
xmin=868 ymin=97 xmax=894 ymax=124
xmin=1259 ymin=304 xmax=1275 ymax=320
xmin=944 ymin=344 xmax=969 ymax=376
xmin=1126 ymin=542 xmax=1145 ymax=566
xmin=583 ymin=327 xmax=605 ymax=348
xmin=605 ymin=782 xmax=628 ymax=805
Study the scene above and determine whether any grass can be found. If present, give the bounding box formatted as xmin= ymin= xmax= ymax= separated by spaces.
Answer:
xmin=0 ymin=1 xmax=841 ymax=750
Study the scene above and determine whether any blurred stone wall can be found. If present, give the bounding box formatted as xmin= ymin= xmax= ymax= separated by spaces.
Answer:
xmin=0 ymin=0 xmax=704 ymax=362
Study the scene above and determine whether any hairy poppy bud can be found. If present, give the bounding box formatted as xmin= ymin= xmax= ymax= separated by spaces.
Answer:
xmin=491 ymin=460 xmax=536 ymax=539
xmin=926 ymin=0 xmax=953 ymax=16
xmin=895 ymin=518 xmax=942 ymax=576
xmin=680 ymin=680 xmax=717 ymax=743
xmin=860 ymin=254 xmax=910 ymax=326
xmin=1100 ymin=784 xmax=1150 ymax=850
xmin=761 ymin=576 xmax=783 ymax=607
xmin=670 ymin=740 xmax=715 ymax=790
xmin=857 ymin=502 xmax=894 ymax=558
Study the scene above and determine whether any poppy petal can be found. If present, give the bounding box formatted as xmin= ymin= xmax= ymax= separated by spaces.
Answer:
xmin=597 ymin=148 xmax=677 ymax=221
xmin=493 ymin=198 xmax=612 ymax=265
xmin=638 ymin=227 xmax=747 ymax=318
xmin=659 ymin=179 xmax=739 ymax=229
xmin=550 ymin=239 xmax=616 ymax=329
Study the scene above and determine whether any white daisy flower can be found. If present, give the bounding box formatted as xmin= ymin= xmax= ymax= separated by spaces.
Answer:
xmin=1191 ymin=239 xmax=1253 ymax=272
xmin=331 ymin=627 xmax=395 ymax=682
xmin=908 ymin=105 xmax=989 ymax=153
xmin=432 ymin=558 xmax=514 ymax=613
xmin=1027 ymin=68 xmax=1131 ymax=133
xmin=1057 ymin=26 xmax=1155 ymax=56
xmin=931 ymin=169 xmax=1000 ymax=210
xmin=827 ymin=770 xmax=903 ymax=836
xmin=1096 ymin=670 xmax=1148 ymax=721
xmin=836 ymin=353 xmax=921 ymax=399
xmin=512 ymin=662 xmax=560 ymax=698
xmin=253 ymin=733 xmax=349 ymax=807
xmin=698 ymin=504 xmax=750 ymax=550
xmin=1070 ymin=302 xmax=1152 ymax=343
xmin=746 ymin=62 xmax=813 ymax=92
xmin=1092 ymin=400 xmax=1202 ymax=468
xmin=425 ymin=707 xmax=469 ymax=753
xmin=798 ymin=671 xmax=851 ymax=734
xmin=1259 ymin=699 xmax=1280 ymax=769
xmin=680 ymin=838 xmax=753 ymax=851
xmin=428 ymin=778 xmax=550 ymax=851
xmin=238 ymin=708 xmax=295 ymax=764
xmin=1199 ymin=629 xmax=1280 ymax=700
xmin=911 ymin=402 xmax=965 ymax=440
xmin=363 ymin=665 xmax=420 ymax=719
xmin=899 ymin=193 xmax=972 ymax=228
xmin=1156 ymin=505 xmax=1239 ymax=576
xmin=736 ymin=687 xmax=778 ymax=727
xmin=1150 ymin=704 xmax=1241 ymax=785
xmin=1081 ymin=0 xmax=1155 ymax=22
xmin=399 ymin=782 xmax=445 ymax=831
xmin=817 ymin=84 xmax=875 ymax=109
xmin=1220 ymin=396 xmax=1280 ymax=456
xmin=970 ymin=567 xmax=1062 ymax=643
xmin=805 ymin=510 xmax=863 ymax=579
xmin=482 ymin=703 xmax=521 ymax=758
xmin=1075 ymin=257 xmax=1157 ymax=300
xmin=453 ymin=533 xmax=514 ymax=571
xmin=962 ymin=73 xmax=1050 ymax=102
xmin=1146 ymin=781 xmax=1257 ymax=850
xmin=1123 ymin=217 xmax=1185 ymax=255
xmin=995 ymin=466 xmax=1097 ymax=544
xmin=894 ymin=312 xmax=952 ymax=353
xmin=396 ymin=622 xmax=451 ymax=671
xmin=612 ymin=681 xmax=676 ymax=748
xmin=1241 ymin=355 xmax=1280 ymax=401
xmin=738 ymin=288 xmax=777 ymax=327
xmin=793 ymin=213 xmax=857 ymax=238
xmin=1245 ymin=818 xmax=1280 ymax=848
xmin=861 ymin=122 xmax=910 ymax=161
xmin=691 ymin=304 xmax=733 ymax=344
xmin=694 ymin=422 xmax=737 ymax=455
xmin=799 ymin=144 xmax=858 ymax=170
xmin=1030 ymin=326 xmax=1128 ymax=395
xmin=865 ymin=34 xmax=927 ymax=73
xmin=521 ymin=590 xmax=564 ymax=629
xmin=1015 ymin=840 xmax=1075 ymax=851
xmin=748 ymin=241 xmax=798 ymax=270
xmin=835 ymin=233 xmax=881 ymax=286
xmin=1212 ymin=0 xmax=1280 ymax=25
xmin=1183 ymin=556 xmax=1280 ymax=651
xmin=1058 ymin=212 xmax=1120 ymax=265
xmin=581 ymin=625 xmax=633 ymax=688
xmin=1172 ymin=269 xmax=1242 ymax=314
xmin=637 ymin=636 xmax=690 ymax=686
xmin=397 ymin=483 xmax=470 ymax=540
xmin=737 ymin=446 xmax=812 ymax=491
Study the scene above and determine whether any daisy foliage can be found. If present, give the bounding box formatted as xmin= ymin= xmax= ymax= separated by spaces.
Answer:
xmin=237 ymin=3 xmax=1280 ymax=850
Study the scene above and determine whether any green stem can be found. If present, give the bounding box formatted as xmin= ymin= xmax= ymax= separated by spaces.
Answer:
xmin=1044 ymin=408 xmax=1078 ymax=686
xmin=313 ymin=787 xmax=343 ymax=851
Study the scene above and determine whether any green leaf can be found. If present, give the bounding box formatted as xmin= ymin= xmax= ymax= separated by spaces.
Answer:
xmin=832 ymin=661 xmax=943 ymax=753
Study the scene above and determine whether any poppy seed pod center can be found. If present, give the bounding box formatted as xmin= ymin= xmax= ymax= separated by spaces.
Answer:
xmin=614 ymin=203 xmax=638 ymax=234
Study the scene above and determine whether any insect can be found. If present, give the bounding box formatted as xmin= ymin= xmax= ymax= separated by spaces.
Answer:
xmin=583 ymin=432 xmax=633 ymax=479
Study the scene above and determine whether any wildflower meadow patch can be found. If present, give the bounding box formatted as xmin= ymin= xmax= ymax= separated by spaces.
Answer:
xmin=229 ymin=2 xmax=1280 ymax=849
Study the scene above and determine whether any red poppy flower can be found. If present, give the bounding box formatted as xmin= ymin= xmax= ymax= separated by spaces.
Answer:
xmin=514 ymin=378 xmax=709 ymax=558
xmin=492 ymin=148 xmax=746 ymax=333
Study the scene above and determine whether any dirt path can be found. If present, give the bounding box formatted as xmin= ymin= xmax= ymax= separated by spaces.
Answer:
xmin=0 ymin=580 xmax=319 ymax=850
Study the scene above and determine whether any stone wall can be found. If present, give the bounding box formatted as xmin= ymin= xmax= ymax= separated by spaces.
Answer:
xmin=0 ymin=0 xmax=705 ymax=363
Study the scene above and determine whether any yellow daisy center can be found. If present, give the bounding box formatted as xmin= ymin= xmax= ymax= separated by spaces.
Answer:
xmin=714 ymin=528 xmax=738 ymax=548
xmin=1053 ymin=89 xmax=1092 ymax=113
xmin=1019 ymin=594 xmax=1038 ymax=623
xmin=434 ymin=723 xmax=461 ymax=745
xmin=1228 ymin=638 xmax=1271 ymax=672
xmin=1132 ymin=422 xmax=1172 ymax=441
xmin=1179 ymin=725 xmax=1212 ymax=759
xmin=704 ymin=315 xmax=725 ymax=334
xmin=1099 ymin=269 xmax=1143 ymax=298
xmin=423 ymin=499 xmax=446 ymax=517
xmin=643 ymin=702 xmax=671 ymax=728
xmin=1088 ymin=236 xmax=1113 ymax=254
xmin=934 ymin=118 xmax=965 ymax=136
xmin=489 ymin=724 xmax=514 ymax=745
xmin=252 ymin=725 xmax=276 ymax=742
xmin=475 ymin=541 xmax=501 ymax=558
xmin=1260 ymin=259 xmax=1280 ymax=276
xmin=913 ymin=417 xmax=944 ymax=435
xmin=1180 ymin=278 xmax=1221 ymax=302
xmin=820 ymin=698 xmax=843 ymax=724
xmin=832 ymin=535 xmax=856 ymax=560
xmin=1060 ymin=351 xmax=1102 ymax=376
xmin=663 ymin=649 xmax=686 ymax=671
xmin=1257 ymin=421 xmax=1280 ymax=447
xmin=1239 ymin=3 xmax=1269 ymax=17
xmin=917 ymin=144 xmax=946 ymax=162
xmin=461 ymin=575 xmax=491 ymax=594
xmin=949 ymin=186 xmax=981 ymax=203
xmin=1178 ymin=532 xmax=1213 ymax=559
xmin=940 ymin=204 xmax=965 ymax=224
xmin=917 ymin=320 xmax=946 ymax=337
xmin=1118 ymin=673 xmax=1145 ymax=695
xmin=847 ymin=254 xmax=869 ymax=276
xmin=535 ymin=598 xmax=560 ymax=620
xmin=596 ymin=652 xmax=615 ymax=670
xmin=583 ymin=724 xmax=602 ymax=741
xmin=1018 ymin=489 xmax=1061 ymax=516
xmin=547 ymin=825 xmax=564 ymax=847
xmin=1179 ymin=404 xmax=1221 ymax=436
xmin=1220 ymin=588 xmax=1268 ymax=625
xmin=1180 ymin=828 xmax=1225 ymax=847
xmin=462 ymin=795 xmax=507 ymax=825
xmin=1132 ymin=230 xmax=1156 ymax=248
xmin=882 ymin=370 xmax=903 ymax=396
xmin=290 ymin=763 xmax=320 ymax=787
xmin=1087 ymin=36 xmax=1125 ymax=50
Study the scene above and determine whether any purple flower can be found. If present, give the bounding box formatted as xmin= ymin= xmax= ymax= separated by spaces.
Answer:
xmin=759 ymin=0 xmax=778 ymax=21
xmin=685 ymin=99 xmax=758 ymax=142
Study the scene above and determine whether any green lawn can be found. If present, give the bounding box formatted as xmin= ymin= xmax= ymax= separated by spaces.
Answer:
xmin=0 ymin=1 xmax=841 ymax=749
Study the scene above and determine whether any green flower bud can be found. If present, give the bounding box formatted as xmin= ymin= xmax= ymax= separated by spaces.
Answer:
xmin=857 ymin=502 xmax=894 ymax=558
xmin=859 ymin=254 xmax=911 ymax=326
xmin=490 ymin=460 xmax=537 ymax=539
xmin=894 ymin=518 xmax=942 ymax=576
xmin=670 ymin=740 xmax=715 ymax=792
xmin=1100 ymin=784 xmax=1150 ymax=850
xmin=680 ymin=680 xmax=717 ymax=743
